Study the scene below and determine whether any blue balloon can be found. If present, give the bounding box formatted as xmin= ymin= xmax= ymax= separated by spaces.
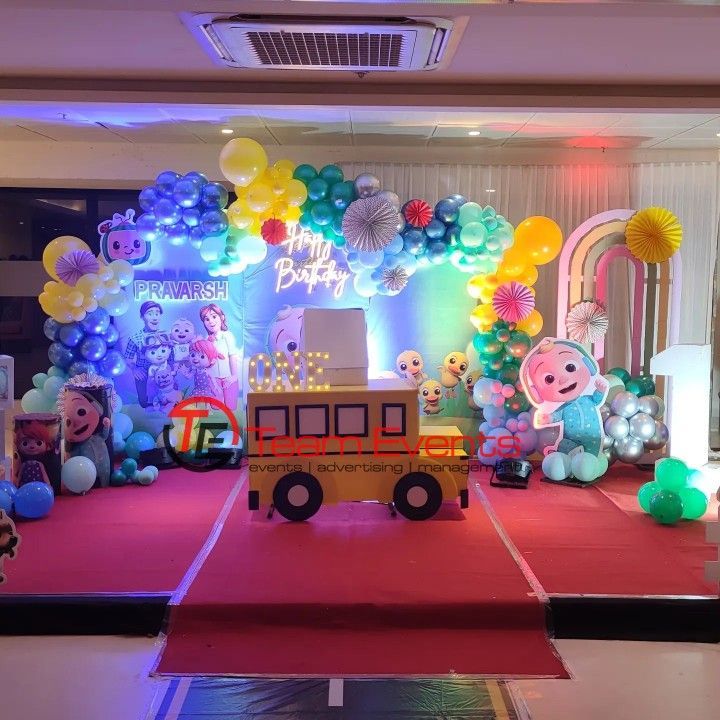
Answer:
xmin=136 ymin=212 xmax=162 ymax=242
xmin=383 ymin=254 xmax=402 ymax=271
xmin=402 ymin=228 xmax=427 ymax=255
xmin=59 ymin=322 xmax=84 ymax=348
xmin=183 ymin=207 xmax=201 ymax=228
xmin=201 ymin=209 xmax=229 ymax=236
xmin=48 ymin=342 xmax=74 ymax=369
xmin=43 ymin=318 xmax=62 ymax=341
xmin=425 ymin=218 xmax=447 ymax=240
xmin=155 ymin=170 xmax=181 ymax=197
xmin=104 ymin=324 xmax=119 ymax=346
xmin=154 ymin=198 xmax=183 ymax=226
xmin=183 ymin=171 xmax=208 ymax=186
xmin=113 ymin=412 xmax=133 ymax=440
xmin=385 ymin=234 xmax=404 ymax=255
xmin=172 ymin=178 xmax=201 ymax=209
xmin=80 ymin=308 xmax=110 ymax=336
xmin=0 ymin=488 xmax=12 ymax=514
xmin=202 ymin=183 xmax=229 ymax=209
xmin=427 ymin=241 xmax=450 ymax=264
xmin=80 ymin=335 xmax=107 ymax=362
xmin=125 ymin=431 xmax=156 ymax=460
xmin=447 ymin=193 xmax=468 ymax=206
xmin=446 ymin=223 xmax=462 ymax=246
xmin=435 ymin=198 xmax=459 ymax=224
xmin=97 ymin=350 xmax=126 ymax=378
xmin=357 ymin=250 xmax=384 ymax=268
xmin=138 ymin=186 xmax=160 ymax=211
xmin=166 ymin=223 xmax=189 ymax=247
xmin=68 ymin=360 xmax=97 ymax=377
xmin=0 ymin=481 xmax=17 ymax=501
xmin=14 ymin=481 xmax=54 ymax=519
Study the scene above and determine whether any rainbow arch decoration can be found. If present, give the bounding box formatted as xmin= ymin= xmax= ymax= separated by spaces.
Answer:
xmin=556 ymin=209 xmax=682 ymax=390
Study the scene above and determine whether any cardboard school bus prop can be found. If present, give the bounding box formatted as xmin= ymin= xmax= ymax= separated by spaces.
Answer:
xmin=246 ymin=378 xmax=469 ymax=521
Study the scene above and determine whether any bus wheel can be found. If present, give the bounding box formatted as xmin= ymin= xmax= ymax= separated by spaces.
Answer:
xmin=272 ymin=472 xmax=323 ymax=522
xmin=393 ymin=473 xmax=442 ymax=520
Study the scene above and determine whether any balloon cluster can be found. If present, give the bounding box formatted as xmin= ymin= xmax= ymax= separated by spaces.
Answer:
xmin=638 ymin=457 xmax=709 ymax=524
xmin=20 ymin=366 xmax=68 ymax=414
xmin=0 ymin=480 xmax=53 ymax=520
xmin=601 ymin=366 xmax=668 ymax=465
xmin=42 ymin=309 xmax=126 ymax=380
xmin=40 ymin=237 xmax=134 ymax=323
xmin=109 ymin=458 xmax=159 ymax=487
xmin=542 ymin=450 xmax=609 ymax=484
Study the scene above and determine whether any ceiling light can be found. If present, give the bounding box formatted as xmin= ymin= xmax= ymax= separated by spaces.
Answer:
xmin=221 ymin=128 xmax=234 ymax=135
xmin=716 ymin=132 xmax=720 ymax=137
xmin=468 ymin=130 xmax=480 ymax=136
xmin=485 ymin=188 xmax=496 ymax=193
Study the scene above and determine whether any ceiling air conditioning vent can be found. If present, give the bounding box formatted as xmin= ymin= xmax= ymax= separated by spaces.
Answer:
xmin=184 ymin=14 xmax=454 ymax=71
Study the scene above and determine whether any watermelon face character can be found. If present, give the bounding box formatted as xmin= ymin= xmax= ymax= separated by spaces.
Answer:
xmin=98 ymin=210 xmax=150 ymax=265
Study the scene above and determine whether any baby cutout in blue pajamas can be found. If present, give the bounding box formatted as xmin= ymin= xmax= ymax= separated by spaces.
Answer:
xmin=549 ymin=390 xmax=606 ymax=456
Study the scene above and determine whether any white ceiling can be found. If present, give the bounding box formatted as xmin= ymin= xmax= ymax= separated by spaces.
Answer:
xmin=2 ymin=103 xmax=720 ymax=150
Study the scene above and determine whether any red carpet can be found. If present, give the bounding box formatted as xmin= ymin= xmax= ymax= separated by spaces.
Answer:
xmin=157 ymin=471 xmax=568 ymax=678
xmin=482 ymin=465 xmax=717 ymax=597
xmin=0 ymin=468 xmax=239 ymax=595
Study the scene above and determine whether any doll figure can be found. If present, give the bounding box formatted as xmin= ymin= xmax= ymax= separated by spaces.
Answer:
xmin=463 ymin=369 xmax=484 ymax=411
xmin=169 ymin=318 xmax=196 ymax=367
xmin=14 ymin=420 xmax=54 ymax=488
xmin=61 ymin=388 xmax=112 ymax=487
xmin=186 ymin=339 xmax=224 ymax=401
xmin=151 ymin=367 xmax=182 ymax=414
xmin=396 ymin=350 xmax=428 ymax=387
xmin=419 ymin=379 xmax=443 ymax=415
xmin=519 ymin=338 xmax=608 ymax=457
xmin=437 ymin=351 xmax=469 ymax=398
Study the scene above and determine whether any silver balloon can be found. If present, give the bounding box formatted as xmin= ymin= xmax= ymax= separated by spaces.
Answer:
xmin=602 ymin=445 xmax=617 ymax=466
xmin=604 ymin=414 xmax=630 ymax=440
xmin=615 ymin=435 xmax=645 ymax=463
xmin=377 ymin=190 xmax=401 ymax=212
xmin=645 ymin=395 xmax=665 ymax=418
xmin=628 ymin=412 xmax=656 ymax=441
xmin=600 ymin=403 xmax=611 ymax=422
xmin=644 ymin=420 xmax=669 ymax=450
xmin=610 ymin=391 xmax=639 ymax=419
xmin=354 ymin=173 xmax=381 ymax=198
xmin=637 ymin=396 xmax=660 ymax=418
xmin=602 ymin=433 xmax=615 ymax=449
xmin=603 ymin=374 xmax=625 ymax=404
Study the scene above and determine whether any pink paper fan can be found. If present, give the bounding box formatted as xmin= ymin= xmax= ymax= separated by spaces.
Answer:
xmin=566 ymin=301 xmax=608 ymax=344
xmin=492 ymin=281 xmax=535 ymax=323
xmin=55 ymin=250 xmax=100 ymax=286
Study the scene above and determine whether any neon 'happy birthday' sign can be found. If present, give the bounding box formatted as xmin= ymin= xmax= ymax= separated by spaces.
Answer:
xmin=274 ymin=226 xmax=350 ymax=299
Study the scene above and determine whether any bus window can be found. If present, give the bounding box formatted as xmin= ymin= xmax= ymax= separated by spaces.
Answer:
xmin=254 ymin=406 xmax=289 ymax=439
xmin=381 ymin=404 xmax=406 ymax=436
xmin=335 ymin=404 xmax=368 ymax=437
xmin=295 ymin=405 xmax=329 ymax=437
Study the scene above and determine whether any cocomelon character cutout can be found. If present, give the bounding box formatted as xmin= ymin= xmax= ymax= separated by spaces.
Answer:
xmin=419 ymin=379 xmax=443 ymax=415
xmin=437 ymin=351 xmax=469 ymax=398
xmin=269 ymin=305 xmax=306 ymax=370
xmin=396 ymin=350 xmax=428 ymax=387
xmin=520 ymin=338 xmax=608 ymax=456
xmin=151 ymin=367 xmax=182 ymax=414
xmin=59 ymin=382 xmax=113 ymax=488
xmin=169 ymin=318 xmax=196 ymax=366
xmin=185 ymin=339 xmax=224 ymax=401
xmin=13 ymin=414 xmax=61 ymax=494
xmin=98 ymin=209 xmax=150 ymax=265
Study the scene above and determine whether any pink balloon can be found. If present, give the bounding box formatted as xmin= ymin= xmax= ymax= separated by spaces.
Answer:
xmin=501 ymin=384 xmax=515 ymax=398
xmin=492 ymin=394 xmax=505 ymax=407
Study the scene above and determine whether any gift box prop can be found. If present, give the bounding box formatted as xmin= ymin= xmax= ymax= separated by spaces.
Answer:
xmin=13 ymin=413 xmax=62 ymax=495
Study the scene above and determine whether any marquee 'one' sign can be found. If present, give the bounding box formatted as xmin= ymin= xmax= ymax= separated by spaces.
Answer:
xmin=248 ymin=351 xmax=331 ymax=392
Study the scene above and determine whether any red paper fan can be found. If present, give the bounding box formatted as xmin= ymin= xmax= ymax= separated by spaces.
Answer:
xmin=403 ymin=199 xmax=433 ymax=228
xmin=492 ymin=282 xmax=535 ymax=323
xmin=261 ymin=218 xmax=288 ymax=246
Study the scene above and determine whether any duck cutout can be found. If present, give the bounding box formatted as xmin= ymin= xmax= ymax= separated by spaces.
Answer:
xmin=437 ymin=351 xmax=469 ymax=398
xmin=419 ymin=379 xmax=443 ymax=415
xmin=396 ymin=349 xmax=429 ymax=388
xmin=463 ymin=369 xmax=484 ymax=411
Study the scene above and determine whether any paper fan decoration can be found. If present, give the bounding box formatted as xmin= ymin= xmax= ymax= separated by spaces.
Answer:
xmin=625 ymin=207 xmax=682 ymax=263
xmin=565 ymin=301 xmax=609 ymax=344
xmin=492 ymin=281 xmax=535 ymax=323
xmin=403 ymin=199 xmax=433 ymax=228
xmin=342 ymin=196 xmax=399 ymax=252
xmin=382 ymin=265 xmax=409 ymax=293
xmin=261 ymin=218 xmax=288 ymax=246
xmin=55 ymin=250 xmax=99 ymax=286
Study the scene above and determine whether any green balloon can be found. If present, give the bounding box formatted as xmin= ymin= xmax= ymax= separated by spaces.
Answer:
xmin=329 ymin=181 xmax=355 ymax=210
xmin=310 ymin=200 xmax=334 ymax=226
xmin=496 ymin=328 xmax=511 ymax=343
xmin=293 ymin=164 xmax=318 ymax=183
xmin=625 ymin=379 xmax=643 ymax=395
xmin=460 ymin=222 xmax=489 ymax=249
xmin=307 ymin=177 xmax=329 ymax=201
xmin=655 ymin=457 xmax=688 ymax=492
xmin=497 ymin=365 xmax=520 ymax=385
xmin=638 ymin=480 xmax=661 ymax=512
xmin=607 ymin=367 xmax=631 ymax=385
xmin=474 ymin=332 xmax=503 ymax=355
xmin=110 ymin=469 xmax=128 ymax=487
xmin=319 ymin=164 xmax=344 ymax=186
xmin=649 ymin=490 xmax=684 ymax=524
xmin=458 ymin=201 xmax=483 ymax=226
xmin=679 ymin=487 xmax=708 ymax=520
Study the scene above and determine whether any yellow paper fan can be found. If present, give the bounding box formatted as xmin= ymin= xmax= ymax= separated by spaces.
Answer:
xmin=625 ymin=207 xmax=682 ymax=264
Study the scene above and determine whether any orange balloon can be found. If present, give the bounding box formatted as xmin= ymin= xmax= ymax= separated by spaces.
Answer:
xmin=515 ymin=308 xmax=543 ymax=337
xmin=470 ymin=304 xmax=498 ymax=332
xmin=513 ymin=216 xmax=563 ymax=265
xmin=515 ymin=264 xmax=539 ymax=287
xmin=500 ymin=245 xmax=527 ymax=276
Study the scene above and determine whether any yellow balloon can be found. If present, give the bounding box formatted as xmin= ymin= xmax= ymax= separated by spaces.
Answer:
xmin=470 ymin=304 xmax=498 ymax=332
xmin=84 ymin=298 xmax=98 ymax=313
xmin=271 ymin=200 xmax=289 ymax=218
xmin=285 ymin=178 xmax=308 ymax=207
xmin=466 ymin=275 xmax=484 ymax=299
xmin=285 ymin=205 xmax=301 ymax=223
xmin=227 ymin=199 xmax=253 ymax=229
xmin=246 ymin=181 xmax=273 ymax=213
xmin=234 ymin=185 xmax=247 ymax=199
xmin=97 ymin=264 xmax=113 ymax=282
xmin=478 ymin=286 xmax=496 ymax=304
xmin=42 ymin=236 xmax=90 ymax=281
xmin=515 ymin=308 xmax=543 ymax=337
xmin=219 ymin=137 xmax=268 ymax=187
xmin=500 ymin=245 xmax=527 ymax=276
xmin=513 ymin=216 xmax=563 ymax=266
xmin=274 ymin=159 xmax=295 ymax=181
xmin=514 ymin=264 xmax=539 ymax=287
xmin=249 ymin=218 xmax=262 ymax=235
xmin=67 ymin=290 xmax=84 ymax=308
xmin=70 ymin=307 xmax=86 ymax=322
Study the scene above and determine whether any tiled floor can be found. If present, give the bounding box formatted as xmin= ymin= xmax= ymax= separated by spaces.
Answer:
xmin=0 ymin=637 xmax=718 ymax=719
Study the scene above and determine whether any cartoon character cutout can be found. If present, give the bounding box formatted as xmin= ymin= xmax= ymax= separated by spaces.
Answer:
xmin=269 ymin=305 xmax=306 ymax=370
xmin=185 ymin=339 xmax=224 ymax=401
xmin=0 ymin=510 xmax=20 ymax=585
xmin=141 ymin=333 xmax=173 ymax=379
xmin=463 ymin=369 xmax=484 ymax=411
xmin=396 ymin=350 xmax=428 ymax=387
xmin=14 ymin=420 xmax=54 ymax=488
xmin=419 ymin=379 xmax=443 ymax=415
xmin=98 ymin=209 xmax=150 ymax=265
xmin=151 ymin=367 xmax=182 ymax=414
xmin=519 ymin=338 xmax=608 ymax=457
xmin=169 ymin=318 xmax=196 ymax=367
xmin=437 ymin=351 xmax=469 ymax=398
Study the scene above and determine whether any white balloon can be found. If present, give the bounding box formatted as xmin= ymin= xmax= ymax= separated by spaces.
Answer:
xmin=61 ymin=456 xmax=97 ymax=494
